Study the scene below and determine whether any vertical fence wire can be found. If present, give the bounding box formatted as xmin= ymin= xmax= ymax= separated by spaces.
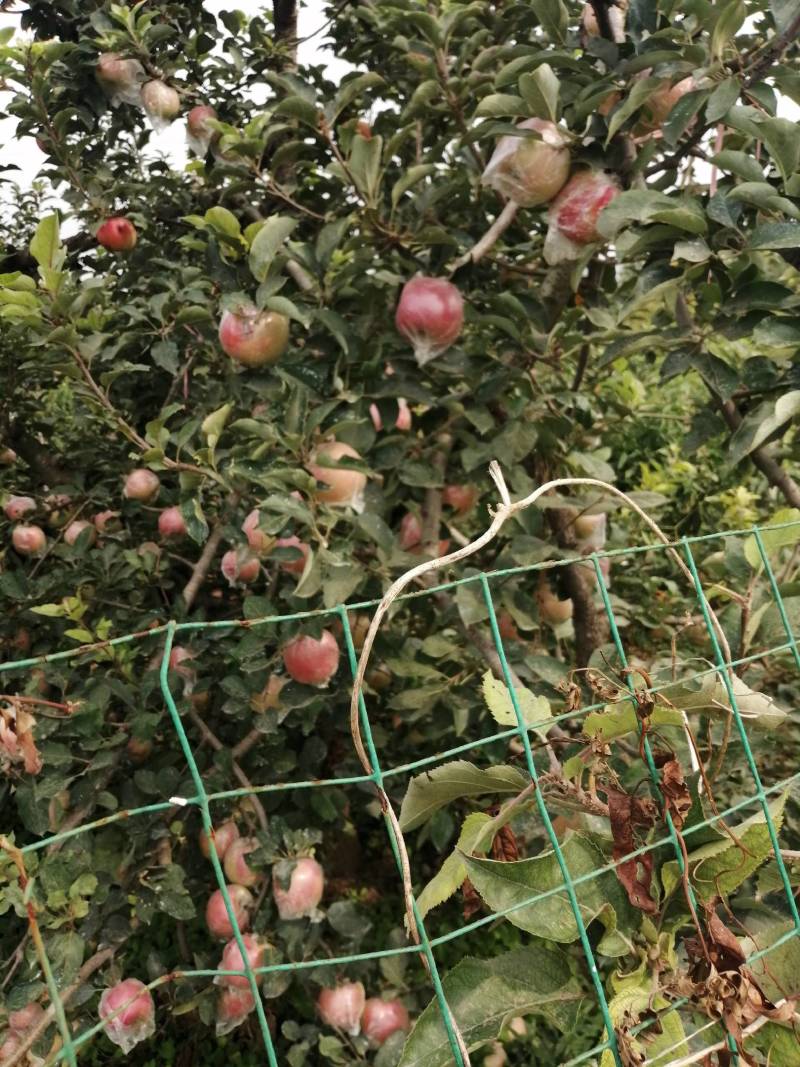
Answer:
xmin=479 ymin=574 xmax=623 ymax=1067
xmin=159 ymin=622 xmax=280 ymax=1067
xmin=682 ymin=537 xmax=800 ymax=931
xmin=337 ymin=604 xmax=468 ymax=1067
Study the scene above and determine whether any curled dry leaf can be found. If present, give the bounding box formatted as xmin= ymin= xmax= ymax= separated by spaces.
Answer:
xmin=674 ymin=900 xmax=795 ymax=1061
xmin=658 ymin=757 xmax=692 ymax=830
xmin=0 ymin=703 xmax=42 ymax=774
xmin=606 ymin=787 xmax=658 ymax=914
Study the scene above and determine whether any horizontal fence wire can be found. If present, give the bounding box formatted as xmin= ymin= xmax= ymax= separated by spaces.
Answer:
xmin=1 ymin=519 xmax=799 ymax=1065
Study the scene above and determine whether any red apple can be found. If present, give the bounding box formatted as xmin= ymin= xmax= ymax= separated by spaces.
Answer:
xmin=126 ymin=737 xmax=153 ymax=764
xmin=639 ymin=76 xmax=695 ymax=131
xmin=318 ymin=982 xmax=366 ymax=1036
xmin=274 ymin=535 xmax=310 ymax=575
xmin=361 ymin=998 xmax=411 ymax=1047
xmin=221 ymin=547 xmax=260 ymax=586
xmin=8 ymin=1003 xmax=45 ymax=1033
xmin=242 ymin=509 xmax=272 ymax=555
xmin=4 ymin=496 xmax=35 ymax=521
xmin=141 ymin=79 xmax=180 ymax=122
xmin=536 ymin=578 xmax=573 ymax=625
xmin=481 ymin=118 xmax=570 ymax=207
xmin=307 ymin=441 xmax=367 ymax=510
xmin=158 ymin=506 xmax=187 ymax=539
xmin=219 ymin=306 xmax=289 ymax=368
xmin=98 ymin=979 xmax=155 ymax=1054
xmin=395 ymin=397 xmax=412 ymax=431
xmin=97 ymin=217 xmax=138 ymax=251
xmin=442 ymin=484 xmax=477 ymax=514
xmin=12 ymin=524 xmax=46 ymax=556
xmin=224 ymin=836 xmax=262 ymax=887
xmin=123 ymin=468 xmax=160 ymax=502
xmin=205 ymin=885 xmax=254 ymax=939
xmin=64 ymin=520 xmax=97 ymax=547
xmin=217 ymin=933 xmax=268 ymax=989
xmin=581 ymin=1 xmax=626 ymax=42
xmin=187 ymin=104 xmax=218 ymax=138
xmin=95 ymin=52 xmax=144 ymax=106
xmin=282 ymin=631 xmax=339 ymax=687
xmin=544 ymin=170 xmax=620 ymax=265
xmin=399 ymin=512 xmax=422 ymax=550
xmin=93 ymin=510 xmax=120 ymax=533
xmin=216 ymin=986 xmax=256 ymax=1036
xmin=199 ymin=820 xmax=240 ymax=862
xmin=273 ymin=856 xmax=324 ymax=920
xmin=395 ymin=276 xmax=464 ymax=366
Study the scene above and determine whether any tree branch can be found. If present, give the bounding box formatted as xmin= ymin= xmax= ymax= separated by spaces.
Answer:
xmin=182 ymin=521 xmax=226 ymax=610
xmin=546 ymin=508 xmax=607 ymax=670
xmin=713 ymin=394 xmax=800 ymax=509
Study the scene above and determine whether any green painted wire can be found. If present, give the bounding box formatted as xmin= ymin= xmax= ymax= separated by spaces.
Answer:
xmin=158 ymin=623 xmax=280 ymax=1067
xmin=683 ymin=538 xmax=800 ymax=933
xmin=478 ymin=574 xmax=624 ymax=1067
xmin=590 ymin=552 xmax=742 ymax=1064
xmin=336 ymin=605 xmax=468 ymax=1067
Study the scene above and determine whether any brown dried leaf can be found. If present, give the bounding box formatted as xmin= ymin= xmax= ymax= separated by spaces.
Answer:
xmin=607 ymin=787 xmax=658 ymax=913
xmin=461 ymin=878 xmax=482 ymax=920
xmin=491 ymin=824 xmax=520 ymax=863
xmin=660 ymin=758 xmax=692 ymax=830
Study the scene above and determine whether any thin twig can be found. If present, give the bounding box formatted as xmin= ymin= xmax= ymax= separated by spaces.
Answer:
xmin=186 ymin=705 xmax=268 ymax=831
xmin=450 ymin=200 xmax=519 ymax=273
xmin=182 ymin=522 xmax=226 ymax=610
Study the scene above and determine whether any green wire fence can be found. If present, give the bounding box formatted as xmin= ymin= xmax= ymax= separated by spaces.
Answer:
xmin=2 ymin=518 xmax=800 ymax=1066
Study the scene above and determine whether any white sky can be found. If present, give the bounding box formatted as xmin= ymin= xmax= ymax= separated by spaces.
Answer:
xmin=0 ymin=1 xmax=351 ymax=190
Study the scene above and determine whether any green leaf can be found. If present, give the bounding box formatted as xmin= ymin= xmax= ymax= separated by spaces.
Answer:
xmin=398 ymin=946 xmax=583 ymax=1067
xmin=30 ymin=213 xmax=64 ymax=273
xmin=597 ymin=190 xmax=707 ymax=238
xmin=711 ymin=0 xmax=746 ymax=59
xmin=416 ymin=812 xmax=492 ymax=921
xmin=530 ymin=0 xmax=568 ymax=42
xmin=481 ymin=671 xmax=552 ymax=739
xmin=757 ymin=116 xmax=800 ymax=180
xmin=519 ymin=64 xmax=560 ymax=123
xmin=248 ymin=216 xmax=298 ymax=283
xmin=204 ymin=206 xmax=241 ymax=239
xmin=711 ymin=149 xmax=764 ymax=181
xmin=348 ymin=133 xmax=383 ymax=206
xmin=605 ymin=77 xmax=662 ymax=141
xmin=584 ymin=703 xmax=685 ymax=741
xmin=329 ymin=72 xmax=384 ymax=120
xmin=274 ymin=95 xmax=320 ymax=127
xmin=744 ymin=508 xmax=800 ymax=568
xmin=662 ymin=792 xmax=788 ymax=902
xmin=729 ymin=390 xmax=800 ymax=465
xmin=391 ymin=164 xmax=437 ymax=208
xmin=706 ymin=78 xmax=741 ymax=123
xmin=461 ymin=834 xmax=636 ymax=955
xmin=748 ymin=222 xmax=800 ymax=249
xmin=473 ymin=93 xmax=527 ymax=119
xmin=600 ymin=982 xmax=687 ymax=1067
xmin=398 ymin=760 xmax=528 ymax=831
xmin=201 ymin=402 xmax=232 ymax=452
xmin=753 ymin=316 xmax=800 ymax=346
xmin=657 ymin=671 xmax=787 ymax=730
